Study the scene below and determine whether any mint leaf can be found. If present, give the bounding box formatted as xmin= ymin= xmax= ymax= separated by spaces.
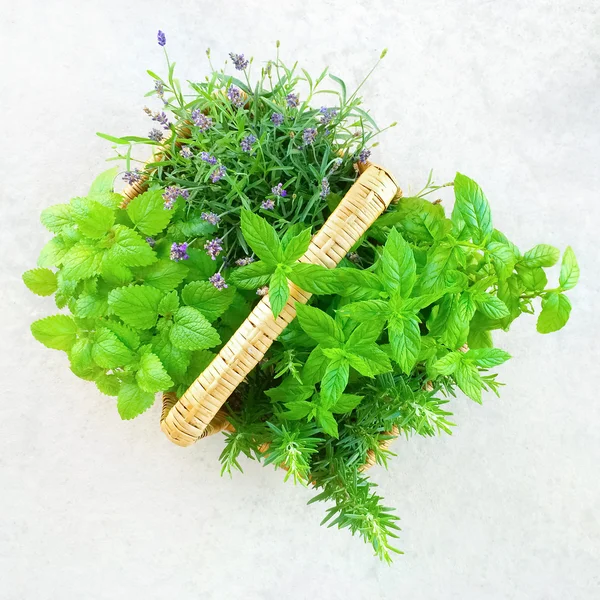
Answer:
xmin=516 ymin=265 xmax=547 ymax=292
xmin=31 ymin=315 xmax=78 ymax=351
xmin=88 ymin=167 xmax=118 ymax=198
xmin=335 ymin=268 xmax=385 ymax=299
xmin=38 ymin=237 xmax=70 ymax=268
xmin=457 ymin=292 xmax=477 ymax=322
xmin=108 ymin=285 xmax=163 ymax=329
xmin=152 ymin=333 xmax=191 ymax=380
xmin=536 ymin=292 xmax=571 ymax=334
xmin=240 ymin=209 xmax=283 ymax=265
xmin=181 ymin=281 xmax=235 ymax=321
xmin=71 ymin=197 xmax=115 ymax=239
xmin=105 ymin=225 xmax=156 ymax=267
xmin=169 ymin=216 xmax=216 ymax=238
xmin=75 ymin=293 xmax=108 ymax=318
xmin=330 ymin=394 xmax=363 ymax=414
xmin=22 ymin=268 xmax=57 ymax=296
xmin=136 ymin=259 xmax=188 ymax=292
xmin=101 ymin=262 xmax=133 ymax=286
xmin=136 ymin=351 xmax=173 ymax=393
xmin=346 ymin=345 xmax=392 ymax=376
xmin=433 ymin=352 xmax=462 ymax=375
xmin=474 ymin=293 xmax=510 ymax=319
xmin=454 ymin=361 xmax=483 ymax=403
xmin=320 ymin=357 xmax=349 ymax=407
xmin=559 ymin=246 xmax=579 ymax=291
xmin=158 ymin=290 xmax=180 ymax=316
xmin=465 ymin=348 xmax=511 ymax=368
xmin=229 ymin=261 xmax=273 ymax=289
xmin=388 ymin=314 xmax=421 ymax=373
xmin=69 ymin=338 xmax=98 ymax=379
xmin=282 ymin=227 xmax=312 ymax=263
xmin=184 ymin=248 xmax=217 ymax=282
xmin=169 ymin=306 xmax=220 ymax=350
xmin=346 ymin=321 xmax=385 ymax=346
xmin=40 ymin=204 xmax=73 ymax=233
xmin=95 ymin=373 xmax=121 ymax=396
xmin=295 ymin=304 xmax=344 ymax=348
xmin=127 ymin=189 xmax=172 ymax=236
xmin=91 ymin=328 xmax=135 ymax=368
xmin=316 ymin=407 xmax=339 ymax=438
xmin=62 ymin=242 xmax=105 ymax=281
xmin=117 ymin=382 xmax=155 ymax=420
xmin=418 ymin=244 xmax=455 ymax=294
xmin=487 ymin=241 xmax=517 ymax=281
xmin=269 ymin=266 xmax=290 ymax=318
xmin=521 ymin=244 xmax=560 ymax=268
xmin=103 ymin=320 xmax=140 ymax=350
xmin=301 ymin=346 xmax=328 ymax=385
xmin=282 ymin=400 xmax=314 ymax=420
xmin=453 ymin=172 xmax=492 ymax=244
xmin=337 ymin=299 xmax=388 ymax=322
xmin=288 ymin=263 xmax=341 ymax=295
xmin=379 ymin=228 xmax=416 ymax=296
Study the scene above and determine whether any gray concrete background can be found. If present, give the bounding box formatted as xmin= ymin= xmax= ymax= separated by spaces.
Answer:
xmin=1 ymin=1 xmax=599 ymax=598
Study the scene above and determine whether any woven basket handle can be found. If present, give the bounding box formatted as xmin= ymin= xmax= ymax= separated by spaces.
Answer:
xmin=160 ymin=164 xmax=400 ymax=447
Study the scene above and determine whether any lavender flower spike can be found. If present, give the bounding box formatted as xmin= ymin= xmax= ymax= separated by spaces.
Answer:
xmin=286 ymin=93 xmax=299 ymax=108
xmin=200 ymin=152 xmax=218 ymax=165
xmin=204 ymin=237 xmax=223 ymax=260
xmin=162 ymin=185 xmax=190 ymax=209
xmin=261 ymin=199 xmax=275 ymax=210
xmin=123 ymin=169 xmax=142 ymax=185
xmin=157 ymin=30 xmax=166 ymax=47
xmin=235 ymin=256 xmax=255 ymax=267
xmin=320 ymin=178 xmax=331 ymax=198
xmin=302 ymin=128 xmax=317 ymax=146
xmin=227 ymin=85 xmax=245 ymax=108
xmin=240 ymin=134 xmax=257 ymax=153
xmin=179 ymin=146 xmax=193 ymax=159
xmin=148 ymin=128 xmax=164 ymax=142
xmin=201 ymin=212 xmax=221 ymax=225
xmin=170 ymin=242 xmax=189 ymax=262
xmin=209 ymin=273 xmax=228 ymax=290
xmin=191 ymin=110 xmax=213 ymax=132
xmin=271 ymin=182 xmax=287 ymax=197
xmin=271 ymin=112 xmax=284 ymax=126
xmin=210 ymin=165 xmax=227 ymax=183
xmin=229 ymin=52 xmax=249 ymax=70
xmin=358 ymin=148 xmax=371 ymax=164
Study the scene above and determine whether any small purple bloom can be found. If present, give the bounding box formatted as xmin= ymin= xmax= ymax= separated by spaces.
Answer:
xmin=210 ymin=165 xmax=227 ymax=183
xmin=152 ymin=111 xmax=170 ymax=129
xmin=256 ymin=285 xmax=269 ymax=296
xmin=209 ymin=273 xmax=228 ymax=290
xmin=191 ymin=110 xmax=213 ymax=132
xmin=146 ymin=237 xmax=156 ymax=248
xmin=123 ymin=169 xmax=142 ymax=185
xmin=235 ymin=256 xmax=255 ymax=266
xmin=358 ymin=148 xmax=371 ymax=164
xmin=179 ymin=146 xmax=193 ymax=159
xmin=154 ymin=80 xmax=164 ymax=97
xmin=204 ymin=237 xmax=223 ymax=260
xmin=330 ymin=157 xmax=343 ymax=173
xmin=227 ymin=85 xmax=245 ymax=108
xmin=302 ymin=128 xmax=317 ymax=146
xmin=286 ymin=93 xmax=299 ymax=108
xmin=170 ymin=242 xmax=189 ymax=262
xmin=319 ymin=106 xmax=337 ymax=126
xmin=148 ymin=128 xmax=164 ymax=142
xmin=157 ymin=30 xmax=166 ymax=47
xmin=201 ymin=212 xmax=221 ymax=225
xmin=320 ymin=178 xmax=330 ymax=198
xmin=271 ymin=112 xmax=284 ymax=126
xmin=229 ymin=52 xmax=249 ymax=70
xmin=162 ymin=185 xmax=189 ymax=209
xmin=261 ymin=199 xmax=275 ymax=210
xmin=240 ymin=134 xmax=257 ymax=153
xmin=200 ymin=152 xmax=218 ymax=165
xmin=271 ymin=182 xmax=287 ymax=197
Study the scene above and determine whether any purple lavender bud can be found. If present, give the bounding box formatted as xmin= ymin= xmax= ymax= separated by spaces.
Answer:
xmin=201 ymin=212 xmax=221 ymax=225
xmin=240 ymin=134 xmax=257 ymax=153
xmin=191 ymin=109 xmax=213 ymax=132
xmin=286 ymin=93 xmax=299 ymax=108
xmin=162 ymin=185 xmax=190 ymax=209
xmin=170 ymin=242 xmax=189 ymax=262
xmin=302 ymin=128 xmax=317 ymax=146
xmin=319 ymin=106 xmax=337 ymax=126
xmin=210 ymin=165 xmax=227 ymax=183
xmin=200 ymin=152 xmax=218 ymax=165
xmin=146 ymin=237 xmax=156 ymax=248
xmin=154 ymin=80 xmax=164 ymax=96
xmin=229 ymin=52 xmax=249 ymax=70
xmin=320 ymin=178 xmax=330 ymax=198
xmin=261 ymin=199 xmax=275 ymax=210
xmin=235 ymin=256 xmax=255 ymax=267
xmin=204 ymin=237 xmax=223 ymax=260
xmin=271 ymin=112 xmax=284 ymax=126
xmin=330 ymin=157 xmax=343 ymax=173
xmin=122 ymin=169 xmax=142 ymax=185
xmin=271 ymin=182 xmax=287 ymax=197
xmin=209 ymin=273 xmax=228 ymax=290
xmin=256 ymin=285 xmax=269 ymax=296
xmin=157 ymin=30 xmax=166 ymax=47
xmin=152 ymin=111 xmax=170 ymax=129
xmin=148 ymin=128 xmax=164 ymax=142
xmin=227 ymin=85 xmax=245 ymax=108
xmin=179 ymin=146 xmax=193 ymax=159
xmin=358 ymin=148 xmax=371 ymax=164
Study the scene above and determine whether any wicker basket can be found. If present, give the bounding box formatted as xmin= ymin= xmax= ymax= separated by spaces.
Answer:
xmin=122 ymin=158 xmax=402 ymax=470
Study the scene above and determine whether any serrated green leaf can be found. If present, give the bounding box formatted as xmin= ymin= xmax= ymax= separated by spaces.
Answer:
xmin=320 ymin=357 xmax=349 ymax=407
xmin=136 ymin=351 xmax=173 ymax=393
xmin=465 ymin=348 xmax=511 ymax=368
xmin=295 ymin=304 xmax=344 ymax=348
xmin=433 ymin=351 xmax=462 ymax=375
xmin=95 ymin=373 xmax=121 ymax=396
xmin=475 ymin=293 xmax=510 ymax=319
xmin=467 ymin=326 xmax=493 ymax=349
xmin=136 ymin=259 xmax=188 ymax=292
xmin=379 ymin=228 xmax=416 ymax=296
xmin=184 ymin=248 xmax=217 ymax=282
xmin=281 ymin=400 xmax=314 ymax=420
xmin=229 ymin=260 xmax=273 ymax=289
xmin=453 ymin=172 xmax=492 ymax=244
xmin=269 ymin=266 xmax=290 ymax=318
xmin=418 ymin=244 xmax=456 ymax=294
xmin=168 ymin=216 xmax=216 ymax=238
xmin=69 ymin=337 xmax=98 ymax=379
xmin=346 ymin=345 xmax=392 ymax=376
xmin=559 ymin=246 xmax=579 ymax=291
xmin=337 ymin=299 xmax=388 ymax=322
xmin=389 ymin=315 xmax=421 ymax=373
xmin=240 ymin=209 xmax=283 ymax=266
xmin=536 ymin=292 xmax=571 ymax=334
xmin=169 ymin=306 xmax=220 ymax=350
xmin=152 ymin=333 xmax=191 ymax=381
xmin=288 ymin=263 xmax=341 ymax=295
xmin=88 ymin=167 xmax=118 ymax=198
xmin=521 ymin=244 xmax=560 ymax=268
xmin=40 ymin=204 xmax=73 ymax=233
xmin=487 ymin=241 xmax=517 ymax=280
xmin=346 ymin=321 xmax=385 ymax=347
xmin=316 ymin=407 xmax=339 ymax=438
xmin=37 ymin=237 xmax=70 ymax=268
xmin=335 ymin=268 xmax=385 ymax=299
xmin=330 ymin=394 xmax=363 ymax=414
xmin=516 ymin=265 xmax=547 ymax=292
xmin=108 ymin=285 xmax=163 ymax=329
xmin=301 ymin=346 xmax=328 ymax=385
xmin=105 ymin=225 xmax=156 ymax=267
xmin=117 ymin=382 xmax=155 ymax=420
xmin=454 ymin=361 xmax=483 ymax=403
xmin=71 ymin=197 xmax=115 ymax=238
xmin=74 ymin=293 xmax=108 ymax=318
xmin=103 ymin=320 xmax=140 ymax=350
xmin=62 ymin=241 xmax=105 ymax=281
xmin=101 ymin=262 xmax=134 ymax=286
xmin=31 ymin=315 xmax=78 ymax=351
xmin=457 ymin=292 xmax=477 ymax=322
xmin=158 ymin=290 xmax=180 ymax=316
xmin=22 ymin=268 xmax=57 ymax=296
xmin=91 ymin=328 xmax=135 ymax=368
xmin=127 ymin=189 xmax=172 ymax=236
xmin=282 ymin=227 xmax=312 ymax=263
xmin=181 ymin=281 xmax=235 ymax=321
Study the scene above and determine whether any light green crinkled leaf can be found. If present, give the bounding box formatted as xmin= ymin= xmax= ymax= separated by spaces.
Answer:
xmin=497 ymin=275 xmax=523 ymax=326
xmin=468 ymin=326 xmax=493 ymax=349
xmin=62 ymin=241 xmax=105 ymax=281
xmin=465 ymin=348 xmax=511 ymax=368
xmin=487 ymin=241 xmax=517 ymax=281
xmin=31 ymin=315 xmax=78 ymax=351
xmin=288 ymin=263 xmax=341 ymax=295
xmin=136 ymin=351 xmax=173 ymax=393
xmin=282 ymin=227 xmax=312 ymax=263
xmin=22 ymin=268 xmax=57 ymax=296
xmin=457 ymin=292 xmax=477 ymax=323
xmin=454 ymin=361 xmax=483 ymax=403
xmin=433 ymin=352 xmax=462 ymax=375
xmin=474 ymin=292 xmax=510 ymax=319
xmin=516 ymin=265 xmax=547 ymax=292
xmin=301 ymin=346 xmax=328 ymax=385
xmin=453 ymin=172 xmax=493 ymax=244
xmin=158 ymin=290 xmax=179 ymax=316
xmin=491 ymin=229 xmax=521 ymax=259
xmin=108 ymin=285 xmax=163 ymax=329
xmin=69 ymin=337 xmax=97 ymax=379
xmin=127 ymin=189 xmax=172 ymax=236
xmin=117 ymin=382 xmax=156 ymax=420
xmin=520 ymin=244 xmax=560 ymax=268
xmin=184 ymin=248 xmax=217 ymax=282
xmin=91 ymin=328 xmax=135 ymax=369
xmin=559 ymin=246 xmax=579 ymax=291
xmin=71 ymin=197 xmax=115 ymax=239
xmin=320 ymin=357 xmax=349 ymax=408
xmin=316 ymin=407 xmax=339 ymax=438
xmin=429 ymin=294 xmax=468 ymax=349
xmin=346 ymin=321 xmax=385 ymax=347
xmin=75 ymin=293 xmax=108 ymax=318
xmin=388 ymin=315 xmax=421 ymax=374
xmin=88 ymin=167 xmax=118 ymax=198
xmin=168 ymin=216 xmax=216 ymax=238
xmin=240 ymin=209 xmax=284 ymax=266
xmin=169 ymin=306 xmax=220 ymax=350
xmin=346 ymin=345 xmax=392 ymax=376
xmin=229 ymin=261 xmax=273 ymax=289
xmin=103 ymin=320 xmax=140 ymax=350
xmin=269 ymin=266 xmax=290 ymax=318
xmin=337 ymin=299 xmax=388 ymax=322
xmin=152 ymin=334 xmax=191 ymax=380
xmin=330 ymin=394 xmax=363 ymax=414
xmin=379 ymin=228 xmax=416 ymax=297
xmin=95 ymin=373 xmax=121 ymax=396
xmin=40 ymin=204 xmax=73 ymax=233
xmin=181 ymin=281 xmax=235 ymax=321
xmin=418 ymin=244 xmax=455 ymax=295
xmin=38 ymin=237 xmax=70 ymax=268
xmin=295 ymin=303 xmax=344 ymax=348
xmin=536 ymin=292 xmax=572 ymax=334
xmin=106 ymin=225 xmax=156 ymax=267
xmin=137 ymin=259 xmax=188 ymax=292
xmin=101 ymin=262 xmax=134 ymax=286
